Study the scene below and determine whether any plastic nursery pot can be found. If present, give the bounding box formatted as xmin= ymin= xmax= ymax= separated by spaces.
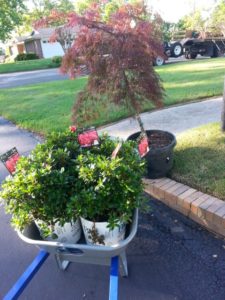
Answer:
xmin=35 ymin=219 xmax=82 ymax=243
xmin=80 ymin=217 xmax=126 ymax=246
xmin=128 ymin=130 xmax=176 ymax=179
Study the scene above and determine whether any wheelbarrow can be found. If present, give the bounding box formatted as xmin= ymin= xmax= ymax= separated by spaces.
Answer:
xmin=4 ymin=209 xmax=138 ymax=300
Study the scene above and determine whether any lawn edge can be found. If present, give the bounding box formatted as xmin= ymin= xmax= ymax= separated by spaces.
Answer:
xmin=0 ymin=95 xmax=222 ymax=137
xmin=144 ymin=177 xmax=225 ymax=238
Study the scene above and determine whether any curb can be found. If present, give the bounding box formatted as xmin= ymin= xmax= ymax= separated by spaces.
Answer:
xmin=143 ymin=178 xmax=225 ymax=238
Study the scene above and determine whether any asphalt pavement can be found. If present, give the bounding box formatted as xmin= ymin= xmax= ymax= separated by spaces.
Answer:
xmin=0 ymin=68 xmax=69 ymax=89
xmin=2 ymin=197 xmax=225 ymax=300
xmin=0 ymin=56 xmax=211 ymax=89
xmin=1 ymin=98 xmax=225 ymax=299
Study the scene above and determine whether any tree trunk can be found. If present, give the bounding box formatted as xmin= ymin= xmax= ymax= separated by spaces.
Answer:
xmin=136 ymin=114 xmax=146 ymax=135
xmin=222 ymin=78 xmax=225 ymax=131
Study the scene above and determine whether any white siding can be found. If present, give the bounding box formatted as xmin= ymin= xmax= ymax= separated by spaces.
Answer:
xmin=41 ymin=41 xmax=64 ymax=58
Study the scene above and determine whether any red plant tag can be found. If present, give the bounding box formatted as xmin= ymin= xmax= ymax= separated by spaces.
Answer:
xmin=0 ymin=147 xmax=20 ymax=174
xmin=138 ymin=137 xmax=149 ymax=158
xmin=78 ymin=128 xmax=100 ymax=147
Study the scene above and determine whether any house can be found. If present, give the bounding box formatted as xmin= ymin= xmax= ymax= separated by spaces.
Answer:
xmin=24 ymin=28 xmax=65 ymax=58
xmin=6 ymin=27 xmax=78 ymax=59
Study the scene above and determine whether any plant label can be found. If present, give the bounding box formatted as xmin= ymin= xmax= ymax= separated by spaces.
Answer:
xmin=138 ymin=137 xmax=149 ymax=158
xmin=78 ymin=128 xmax=100 ymax=147
xmin=0 ymin=147 xmax=20 ymax=174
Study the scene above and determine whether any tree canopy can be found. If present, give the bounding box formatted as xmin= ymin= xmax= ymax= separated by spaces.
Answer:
xmin=50 ymin=2 xmax=163 ymax=129
xmin=210 ymin=0 xmax=225 ymax=36
xmin=36 ymin=1 xmax=164 ymax=130
xmin=0 ymin=0 xmax=25 ymax=41
xmin=175 ymin=0 xmax=225 ymax=38
xmin=19 ymin=0 xmax=74 ymax=35
xmin=75 ymin=0 xmax=141 ymax=20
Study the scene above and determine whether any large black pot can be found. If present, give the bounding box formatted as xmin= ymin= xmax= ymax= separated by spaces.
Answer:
xmin=128 ymin=130 xmax=176 ymax=179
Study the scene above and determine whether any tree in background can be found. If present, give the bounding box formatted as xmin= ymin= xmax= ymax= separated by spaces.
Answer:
xmin=210 ymin=0 xmax=225 ymax=36
xmin=75 ymin=0 xmax=142 ymax=20
xmin=0 ymin=0 xmax=25 ymax=41
xmin=161 ymin=22 xmax=176 ymax=41
xmin=179 ymin=9 xmax=207 ymax=37
xmin=18 ymin=0 xmax=74 ymax=35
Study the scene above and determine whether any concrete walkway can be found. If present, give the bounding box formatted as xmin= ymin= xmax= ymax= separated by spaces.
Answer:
xmin=1 ymin=97 xmax=225 ymax=300
xmin=99 ymin=96 xmax=223 ymax=139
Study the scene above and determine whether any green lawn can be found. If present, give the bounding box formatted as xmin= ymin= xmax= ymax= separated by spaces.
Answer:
xmin=0 ymin=58 xmax=224 ymax=135
xmin=0 ymin=58 xmax=60 ymax=74
xmin=170 ymin=123 xmax=225 ymax=200
xmin=157 ymin=57 xmax=225 ymax=104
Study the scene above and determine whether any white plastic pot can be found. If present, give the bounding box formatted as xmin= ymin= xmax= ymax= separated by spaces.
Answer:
xmin=35 ymin=219 xmax=81 ymax=244
xmin=80 ymin=217 xmax=126 ymax=246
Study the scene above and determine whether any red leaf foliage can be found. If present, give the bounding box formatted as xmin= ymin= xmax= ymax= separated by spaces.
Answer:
xmin=37 ymin=3 xmax=165 ymax=128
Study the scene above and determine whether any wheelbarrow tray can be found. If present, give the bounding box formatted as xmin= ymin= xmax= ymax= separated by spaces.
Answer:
xmin=17 ymin=209 xmax=138 ymax=276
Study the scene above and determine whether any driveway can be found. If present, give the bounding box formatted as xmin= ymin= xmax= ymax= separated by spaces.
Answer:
xmin=1 ymin=99 xmax=225 ymax=299
xmin=0 ymin=68 xmax=69 ymax=89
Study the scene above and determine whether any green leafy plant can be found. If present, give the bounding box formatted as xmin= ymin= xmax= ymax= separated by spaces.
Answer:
xmin=51 ymin=55 xmax=62 ymax=66
xmin=14 ymin=53 xmax=39 ymax=61
xmin=0 ymin=130 xmax=81 ymax=236
xmin=0 ymin=132 xmax=145 ymax=236
xmin=68 ymin=135 xmax=146 ymax=229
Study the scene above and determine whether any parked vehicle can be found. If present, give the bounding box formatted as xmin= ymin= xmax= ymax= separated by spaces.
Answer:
xmin=154 ymin=37 xmax=225 ymax=66
xmin=182 ymin=38 xmax=225 ymax=59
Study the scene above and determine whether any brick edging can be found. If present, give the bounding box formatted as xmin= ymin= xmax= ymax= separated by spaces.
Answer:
xmin=143 ymin=178 xmax=225 ymax=238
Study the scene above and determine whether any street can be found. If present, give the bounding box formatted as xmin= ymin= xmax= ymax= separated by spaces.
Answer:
xmin=0 ymin=68 xmax=69 ymax=89
xmin=0 ymin=56 xmax=212 ymax=89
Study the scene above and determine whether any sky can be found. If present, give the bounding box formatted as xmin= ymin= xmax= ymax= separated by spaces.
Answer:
xmin=148 ymin=0 xmax=218 ymax=23
xmin=26 ymin=0 xmax=219 ymax=23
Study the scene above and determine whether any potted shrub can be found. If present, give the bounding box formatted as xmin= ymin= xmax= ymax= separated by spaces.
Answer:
xmin=0 ymin=130 xmax=82 ymax=243
xmin=68 ymin=135 xmax=146 ymax=246
xmin=37 ymin=2 xmax=176 ymax=179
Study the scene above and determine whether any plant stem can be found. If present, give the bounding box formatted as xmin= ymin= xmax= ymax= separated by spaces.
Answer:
xmin=121 ymin=70 xmax=146 ymax=136
xmin=136 ymin=113 xmax=146 ymax=135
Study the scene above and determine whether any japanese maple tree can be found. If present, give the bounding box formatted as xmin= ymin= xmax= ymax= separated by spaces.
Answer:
xmin=37 ymin=2 xmax=164 ymax=134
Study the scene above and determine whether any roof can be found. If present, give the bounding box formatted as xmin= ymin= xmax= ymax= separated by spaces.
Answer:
xmin=30 ymin=27 xmax=79 ymax=41
xmin=7 ymin=26 xmax=80 ymax=46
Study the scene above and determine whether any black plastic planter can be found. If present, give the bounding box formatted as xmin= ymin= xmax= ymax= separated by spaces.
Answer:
xmin=128 ymin=130 xmax=176 ymax=179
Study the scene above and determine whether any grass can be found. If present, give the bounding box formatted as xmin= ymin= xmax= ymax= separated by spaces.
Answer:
xmin=0 ymin=57 xmax=224 ymax=135
xmin=0 ymin=78 xmax=87 ymax=134
xmin=157 ymin=57 xmax=225 ymax=104
xmin=170 ymin=123 xmax=225 ymax=200
xmin=0 ymin=58 xmax=60 ymax=74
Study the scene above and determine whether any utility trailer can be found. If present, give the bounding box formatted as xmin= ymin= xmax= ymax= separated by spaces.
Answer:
xmin=154 ymin=37 xmax=225 ymax=66
xmin=182 ymin=37 xmax=225 ymax=59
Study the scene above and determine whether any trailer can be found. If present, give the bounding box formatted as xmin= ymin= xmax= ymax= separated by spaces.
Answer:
xmin=154 ymin=37 xmax=225 ymax=66
xmin=182 ymin=37 xmax=225 ymax=59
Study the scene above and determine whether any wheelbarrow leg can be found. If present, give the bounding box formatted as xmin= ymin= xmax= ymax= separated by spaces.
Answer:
xmin=109 ymin=256 xmax=119 ymax=300
xmin=3 ymin=250 xmax=49 ymax=300
xmin=55 ymin=254 xmax=70 ymax=271
xmin=119 ymin=251 xmax=128 ymax=277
